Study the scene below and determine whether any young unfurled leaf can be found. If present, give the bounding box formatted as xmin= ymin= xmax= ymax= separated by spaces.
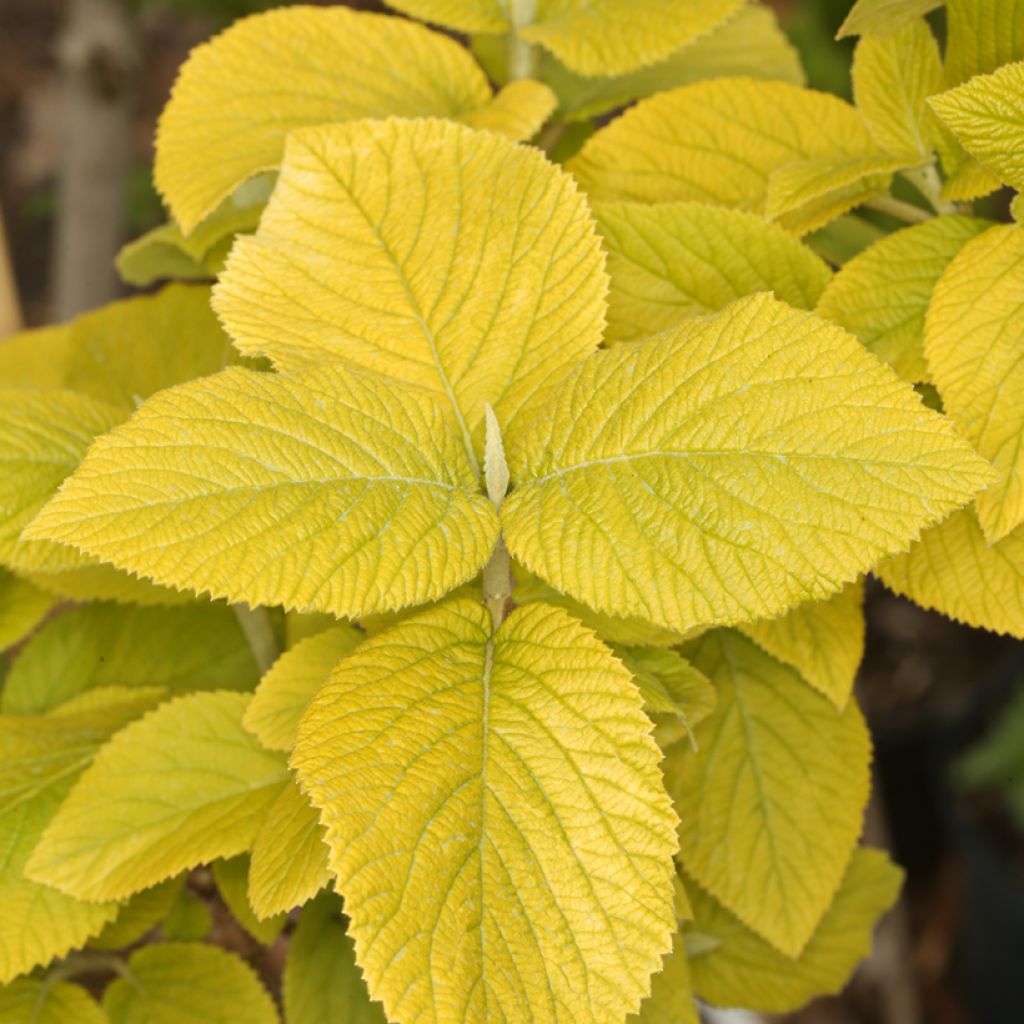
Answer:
xmin=502 ymin=293 xmax=993 ymax=635
xmin=26 ymin=692 xmax=290 ymax=901
xmin=943 ymin=0 xmax=1024 ymax=84
xmin=214 ymin=118 xmax=607 ymax=449
xmin=687 ymin=847 xmax=902 ymax=1013
xmin=836 ymin=0 xmax=942 ymax=38
xmin=665 ymin=630 xmax=871 ymax=957
xmin=925 ymin=225 xmax=1024 ymax=542
xmin=24 ymin=366 xmax=498 ymax=619
xmin=628 ymin=934 xmax=699 ymax=1024
xmin=0 ymin=978 xmax=107 ymax=1024
xmin=212 ymin=856 xmax=286 ymax=944
xmin=594 ymin=201 xmax=831 ymax=342
xmin=156 ymin=6 xmax=495 ymax=231
xmin=0 ymin=568 xmax=55 ymax=651
xmin=293 ymin=598 xmax=678 ymax=1024
xmin=103 ymin=943 xmax=279 ymax=1024
xmin=816 ymin=215 xmax=992 ymax=383
xmin=458 ymin=79 xmax=557 ymax=139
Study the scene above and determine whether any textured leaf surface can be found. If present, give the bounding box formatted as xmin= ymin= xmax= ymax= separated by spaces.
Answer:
xmin=687 ymin=848 xmax=902 ymax=1012
xmin=293 ymin=599 xmax=678 ymax=1024
xmin=25 ymin=366 xmax=498 ymax=618
xmin=944 ymin=0 xmax=1024 ymax=83
xmin=502 ymin=293 xmax=993 ymax=634
xmin=628 ymin=934 xmax=698 ymax=1024
xmin=26 ymin=692 xmax=289 ymax=901
xmin=244 ymin=625 xmax=362 ymax=753
xmin=248 ymin=778 xmax=330 ymax=920
xmin=875 ymin=508 xmax=1024 ymax=637
xmin=458 ymin=79 xmax=556 ymax=140
xmin=594 ymin=201 xmax=831 ymax=342
xmin=156 ymin=6 xmax=493 ymax=231
xmin=104 ymin=943 xmax=278 ymax=1024
xmin=212 ymin=856 xmax=286 ymax=944
xmin=837 ymin=0 xmax=942 ymax=37
xmin=925 ymin=224 xmax=1024 ymax=541
xmin=816 ymin=215 xmax=992 ymax=383
xmin=2 ymin=602 xmax=258 ymax=715
xmin=215 ymin=118 xmax=607 ymax=448
xmin=739 ymin=582 xmax=865 ymax=709
xmin=0 ymin=979 xmax=107 ymax=1024
xmin=383 ymin=0 xmax=507 ymax=32
xmin=284 ymin=892 xmax=387 ymax=1024
xmin=0 ymin=569 xmax=55 ymax=651
xmin=665 ymin=630 xmax=871 ymax=956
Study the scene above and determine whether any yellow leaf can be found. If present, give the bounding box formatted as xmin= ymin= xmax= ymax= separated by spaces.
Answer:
xmin=875 ymin=507 xmax=1024 ymax=638
xmin=293 ymin=599 xmax=678 ymax=1024
xmin=156 ymin=6 xmax=493 ymax=232
xmin=458 ymin=79 xmax=556 ymax=140
xmin=0 ymin=324 xmax=72 ymax=391
xmin=925 ymin=224 xmax=1024 ymax=541
xmin=944 ymin=0 xmax=1024 ymax=84
xmin=628 ymin=934 xmax=699 ymax=1024
xmin=26 ymin=692 xmax=290 ymax=901
xmin=738 ymin=582 xmax=865 ymax=710
xmin=214 ymin=118 xmax=607 ymax=451
xmin=665 ymin=630 xmax=871 ymax=957
xmin=816 ymin=214 xmax=993 ymax=383
xmin=19 ymin=563 xmax=188 ymax=609
xmin=1013 ymin=191 xmax=1024 ymax=222
xmin=687 ymin=847 xmax=903 ymax=1013
xmin=244 ymin=625 xmax=362 ymax=753
xmin=0 ymin=979 xmax=107 ymax=1024
xmin=837 ymin=0 xmax=942 ymax=38
xmin=212 ymin=856 xmax=286 ymax=944
xmin=0 ymin=569 xmax=55 ymax=651
xmin=384 ymin=0 xmax=507 ymax=33
xmin=594 ymin=200 xmax=831 ymax=342
xmin=929 ymin=62 xmax=1024 ymax=190
xmin=502 ymin=293 xmax=993 ymax=635
xmin=25 ymin=365 xmax=498 ymax=619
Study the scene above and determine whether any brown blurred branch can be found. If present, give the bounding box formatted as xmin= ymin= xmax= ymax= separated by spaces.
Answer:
xmin=0 ymin=204 xmax=22 ymax=335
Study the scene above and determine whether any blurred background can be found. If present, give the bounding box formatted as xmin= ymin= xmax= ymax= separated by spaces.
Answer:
xmin=1 ymin=2 xmax=1022 ymax=1022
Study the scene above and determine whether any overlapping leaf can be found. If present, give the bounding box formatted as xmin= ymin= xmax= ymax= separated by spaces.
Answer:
xmin=0 ymin=569 xmax=55 ymax=651
xmin=837 ymin=0 xmax=943 ymax=38
xmin=628 ymin=934 xmax=699 ymax=1024
xmin=212 ymin=856 xmax=286 ymax=944
xmin=944 ymin=0 xmax=1024 ymax=84
xmin=0 ymin=979 xmax=107 ymax=1024
xmin=458 ymin=79 xmax=557 ymax=139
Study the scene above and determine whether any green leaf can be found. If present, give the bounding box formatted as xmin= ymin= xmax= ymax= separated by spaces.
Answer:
xmin=89 ymin=877 xmax=184 ymax=951
xmin=212 ymin=856 xmax=286 ymax=944
xmin=815 ymin=214 xmax=992 ymax=383
xmin=944 ymin=0 xmax=1024 ymax=84
xmin=25 ymin=365 xmax=499 ymax=620
xmin=162 ymin=886 xmax=212 ymax=942
xmin=214 ymin=118 xmax=608 ymax=448
xmin=2 ymin=602 xmax=259 ymax=715
xmin=156 ymin=6 xmax=495 ymax=232
xmin=26 ymin=691 xmax=290 ymax=901
xmin=836 ymin=0 xmax=942 ymax=39
xmin=664 ymin=630 xmax=871 ymax=957
xmin=292 ymin=598 xmax=678 ymax=1024
xmin=116 ymin=223 xmax=214 ymax=286
xmin=458 ymin=79 xmax=557 ymax=140
xmin=628 ymin=934 xmax=699 ymax=1024
xmin=853 ymin=19 xmax=942 ymax=157
xmin=244 ymin=625 xmax=363 ymax=753
xmin=248 ymin=778 xmax=330 ymax=920
xmin=0 ymin=569 xmax=55 ymax=651
xmin=805 ymin=213 xmax=886 ymax=266
xmin=0 ymin=325 xmax=73 ymax=391
xmin=0 ymin=979 xmax=107 ymax=1024
xmin=283 ymin=892 xmax=387 ymax=1024
xmin=103 ymin=943 xmax=279 ymax=1024
xmin=929 ymin=62 xmax=1024 ymax=190
xmin=594 ymin=200 xmax=831 ymax=342
xmin=687 ymin=848 xmax=903 ymax=1013
xmin=502 ymin=293 xmax=993 ymax=635
xmin=925 ymin=224 xmax=1024 ymax=542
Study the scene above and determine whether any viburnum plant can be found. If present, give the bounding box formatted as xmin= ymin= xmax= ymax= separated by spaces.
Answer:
xmin=1 ymin=0 xmax=1023 ymax=1020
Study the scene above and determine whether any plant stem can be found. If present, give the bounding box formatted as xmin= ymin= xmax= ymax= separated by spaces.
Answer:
xmin=863 ymin=194 xmax=933 ymax=224
xmin=232 ymin=603 xmax=279 ymax=675
xmin=902 ymin=164 xmax=958 ymax=216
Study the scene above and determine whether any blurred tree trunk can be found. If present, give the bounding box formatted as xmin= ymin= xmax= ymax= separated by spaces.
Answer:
xmin=0 ymin=205 xmax=22 ymax=335
xmin=52 ymin=0 xmax=137 ymax=320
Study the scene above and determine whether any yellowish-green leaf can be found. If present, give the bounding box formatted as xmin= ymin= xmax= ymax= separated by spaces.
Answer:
xmin=89 ymin=877 xmax=184 ymax=951
xmin=944 ymin=0 xmax=1024 ymax=84
xmin=1013 ymin=191 xmax=1024 ymax=222
xmin=248 ymin=777 xmax=330 ymax=920
xmin=284 ymin=892 xmax=387 ymax=1024
xmin=384 ymin=0 xmax=507 ymax=33
xmin=26 ymin=691 xmax=290 ymax=901
xmin=156 ymin=6 xmax=494 ymax=232
xmin=805 ymin=212 xmax=886 ymax=266
xmin=244 ymin=625 xmax=363 ymax=753
xmin=853 ymin=19 xmax=942 ymax=156
xmin=614 ymin=646 xmax=715 ymax=725
xmin=0 ymin=568 xmax=55 ymax=651
xmin=25 ymin=365 xmax=498 ymax=619
xmin=837 ymin=0 xmax=943 ymax=38
xmin=875 ymin=507 xmax=1024 ymax=637
xmin=212 ymin=856 xmax=286 ymax=944
xmin=502 ymin=293 xmax=993 ymax=635
xmin=458 ymin=79 xmax=556 ymax=139
xmin=162 ymin=886 xmax=212 ymax=942
xmin=293 ymin=598 xmax=678 ymax=1024
xmin=594 ymin=200 xmax=832 ymax=342
xmin=940 ymin=151 xmax=1003 ymax=200
xmin=925 ymin=224 xmax=1024 ymax=541
xmin=568 ymin=78 xmax=897 ymax=234
xmin=738 ymin=582 xmax=865 ymax=710
xmin=665 ymin=630 xmax=871 ymax=957
xmin=687 ymin=847 xmax=902 ymax=1012
xmin=929 ymin=62 xmax=1024 ymax=190
xmin=116 ymin=223 xmax=214 ymax=286
xmin=103 ymin=943 xmax=279 ymax=1024
xmin=0 ymin=324 xmax=72 ymax=391
xmin=2 ymin=602 xmax=259 ymax=715
xmin=0 ymin=979 xmax=107 ymax=1024
xmin=18 ymin=562 xmax=187 ymax=609
xmin=628 ymin=934 xmax=699 ymax=1024
xmin=215 ymin=118 xmax=607 ymax=449
xmin=816 ymin=214 xmax=992 ymax=383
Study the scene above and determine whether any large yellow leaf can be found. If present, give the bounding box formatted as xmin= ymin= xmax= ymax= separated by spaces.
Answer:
xmin=458 ymin=79 xmax=557 ymax=140
xmin=501 ymin=293 xmax=993 ymax=635
xmin=0 ymin=979 xmax=107 ymax=1024
xmin=214 ymin=118 xmax=607 ymax=453
xmin=816 ymin=215 xmax=992 ymax=383
xmin=383 ymin=0 xmax=506 ymax=33
xmin=687 ymin=847 xmax=902 ymax=1013
xmin=156 ymin=6 xmax=495 ymax=232
xmin=594 ymin=201 xmax=831 ymax=342
xmin=0 ymin=569 xmax=55 ymax=651
xmin=568 ymin=78 xmax=899 ymax=234
xmin=665 ymin=630 xmax=871 ymax=957
xmin=0 ymin=324 xmax=72 ymax=391
xmin=292 ymin=599 xmax=678 ymax=1024
xmin=25 ymin=366 xmax=498 ymax=619
xmin=944 ymin=0 xmax=1024 ymax=84
xmin=837 ymin=0 xmax=943 ymax=37
xmin=875 ymin=507 xmax=1024 ymax=637
xmin=26 ymin=692 xmax=290 ymax=901
xmin=924 ymin=224 xmax=1024 ymax=541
